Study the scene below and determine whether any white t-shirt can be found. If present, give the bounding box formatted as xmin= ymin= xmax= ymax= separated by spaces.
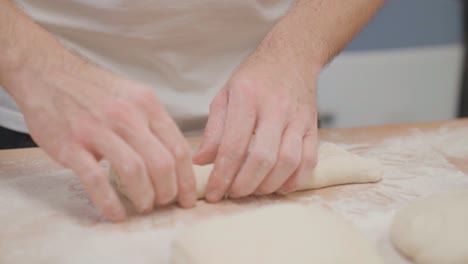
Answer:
xmin=0 ymin=0 xmax=293 ymax=134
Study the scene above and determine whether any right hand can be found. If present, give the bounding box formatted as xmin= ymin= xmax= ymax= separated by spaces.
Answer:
xmin=4 ymin=48 xmax=197 ymax=221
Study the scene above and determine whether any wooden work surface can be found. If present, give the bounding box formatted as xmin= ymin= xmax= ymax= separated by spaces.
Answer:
xmin=2 ymin=119 xmax=468 ymax=263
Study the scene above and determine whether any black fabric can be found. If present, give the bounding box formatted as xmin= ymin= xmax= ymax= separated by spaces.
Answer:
xmin=0 ymin=117 xmax=320 ymax=149
xmin=458 ymin=1 xmax=468 ymax=117
xmin=0 ymin=126 xmax=37 ymax=149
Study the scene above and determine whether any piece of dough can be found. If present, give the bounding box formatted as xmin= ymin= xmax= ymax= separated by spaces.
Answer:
xmin=390 ymin=190 xmax=468 ymax=264
xmin=171 ymin=204 xmax=384 ymax=264
xmin=110 ymin=143 xmax=383 ymax=199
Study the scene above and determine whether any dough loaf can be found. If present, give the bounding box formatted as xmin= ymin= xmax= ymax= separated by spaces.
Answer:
xmin=110 ymin=143 xmax=383 ymax=200
xmin=171 ymin=204 xmax=385 ymax=264
xmin=391 ymin=190 xmax=468 ymax=264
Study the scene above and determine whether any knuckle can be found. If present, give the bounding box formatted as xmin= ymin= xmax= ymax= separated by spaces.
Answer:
xmin=150 ymin=113 xmax=174 ymax=131
xmin=135 ymin=87 xmax=157 ymax=102
xmin=80 ymin=168 xmax=105 ymax=189
xmin=251 ymin=148 xmax=276 ymax=169
xmin=104 ymin=100 xmax=131 ymax=119
xmin=103 ymin=101 xmax=141 ymax=127
xmin=72 ymin=129 xmax=88 ymax=144
xmin=280 ymin=151 xmax=301 ymax=168
xmin=71 ymin=117 xmax=98 ymax=143
xmin=228 ymin=79 xmax=258 ymax=101
xmin=122 ymin=157 xmax=145 ymax=177
xmin=273 ymin=97 xmax=291 ymax=112
xmin=218 ymin=145 xmax=244 ymax=162
xmin=54 ymin=143 xmax=74 ymax=166
xmin=229 ymin=77 xmax=255 ymax=92
xmin=172 ymin=145 xmax=191 ymax=162
xmin=179 ymin=176 xmax=196 ymax=193
xmin=134 ymin=88 xmax=161 ymax=110
xmin=153 ymin=156 xmax=175 ymax=174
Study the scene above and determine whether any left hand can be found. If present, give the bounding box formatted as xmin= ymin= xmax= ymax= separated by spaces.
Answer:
xmin=194 ymin=42 xmax=320 ymax=202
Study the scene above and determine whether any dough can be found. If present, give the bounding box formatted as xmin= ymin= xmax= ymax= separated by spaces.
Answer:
xmin=110 ymin=143 xmax=383 ymax=200
xmin=171 ymin=204 xmax=385 ymax=264
xmin=390 ymin=190 xmax=468 ymax=264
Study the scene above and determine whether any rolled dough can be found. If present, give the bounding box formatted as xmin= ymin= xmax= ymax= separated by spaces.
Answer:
xmin=390 ymin=190 xmax=468 ymax=264
xmin=171 ymin=204 xmax=385 ymax=264
xmin=110 ymin=143 xmax=383 ymax=200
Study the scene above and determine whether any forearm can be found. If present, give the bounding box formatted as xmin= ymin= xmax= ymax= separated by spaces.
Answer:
xmin=257 ymin=0 xmax=383 ymax=72
xmin=0 ymin=0 xmax=72 ymax=96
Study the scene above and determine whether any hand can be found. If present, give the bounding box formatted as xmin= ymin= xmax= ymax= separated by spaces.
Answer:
xmin=194 ymin=42 xmax=319 ymax=202
xmin=5 ymin=50 xmax=197 ymax=221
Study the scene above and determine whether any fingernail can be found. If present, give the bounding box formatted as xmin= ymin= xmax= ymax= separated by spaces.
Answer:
xmin=110 ymin=206 xmax=127 ymax=222
xmin=139 ymin=198 xmax=154 ymax=214
xmin=206 ymin=193 xmax=218 ymax=202
xmin=276 ymin=188 xmax=289 ymax=195
xmin=193 ymin=149 xmax=208 ymax=164
xmin=189 ymin=190 xmax=198 ymax=205
xmin=206 ymin=190 xmax=221 ymax=202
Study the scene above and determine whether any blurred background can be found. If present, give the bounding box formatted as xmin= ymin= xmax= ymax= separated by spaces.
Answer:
xmin=317 ymin=0 xmax=464 ymax=128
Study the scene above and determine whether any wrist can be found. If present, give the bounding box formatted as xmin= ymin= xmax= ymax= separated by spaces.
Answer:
xmin=1 ymin=45 xmax=66 ymax=99
xmin=256 ymin=23 xmax=323 ymax=80
xmin=253 ymin=36 xmax=322 ymax=91
xmin=0 ymin=2 xmax=75 ymax=100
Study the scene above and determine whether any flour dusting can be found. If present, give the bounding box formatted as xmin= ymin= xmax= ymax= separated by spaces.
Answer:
xmin=302 ymin=125 xmax=468 ymax=263
xmin=2 ymin=124 xmax=468 ymax=264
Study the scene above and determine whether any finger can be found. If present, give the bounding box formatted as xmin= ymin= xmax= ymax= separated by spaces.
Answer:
xmin=205 ymin=86 xmax=256 ymax=202
xmin=62 ymin=145 xmax=127 ymax=222
xmin=193 ymin=88 xmax=228 ymax=165
xmin=278 ymin=132 xmax=318 ymax=194
xmin=117 ymin=125 xmax=178 ymax=207
xmin=255 ymin=123 xmax=303 ymax=195
xmin=150 ymin=109 xmax=197 ymax=208
xmin=127 ymin=91 xmax=196 ymax=207
xmin=105 ymin=101 xmax=180 ymax=207
xmin=228 ymin=118 xmax=283 ymax=198
xmin=85 ymin=126 xmax=155 ymax=214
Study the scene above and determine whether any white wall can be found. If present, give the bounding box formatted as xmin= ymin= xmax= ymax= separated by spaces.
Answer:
xmin=317 ymin=44 xmax=464 ymax=128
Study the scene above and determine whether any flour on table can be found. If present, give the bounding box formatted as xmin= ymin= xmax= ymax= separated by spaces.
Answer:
xmin=294 ymin=125 xmax=468 ymax=263
xmin=3 ymin=124 xmax=468 ymax=264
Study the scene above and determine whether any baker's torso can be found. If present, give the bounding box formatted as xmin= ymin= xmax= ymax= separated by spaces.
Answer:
xmin=0 ymin=0 xmax=293 ymax=133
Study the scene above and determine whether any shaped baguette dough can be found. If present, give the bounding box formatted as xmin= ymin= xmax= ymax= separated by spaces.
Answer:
xmin=110 ymin=143 xmax=383 ymax=200
xmin=390 ymin=190 xmax=468 ymax=264
xmin=171 ymin=204 xmax=385 ymax=264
